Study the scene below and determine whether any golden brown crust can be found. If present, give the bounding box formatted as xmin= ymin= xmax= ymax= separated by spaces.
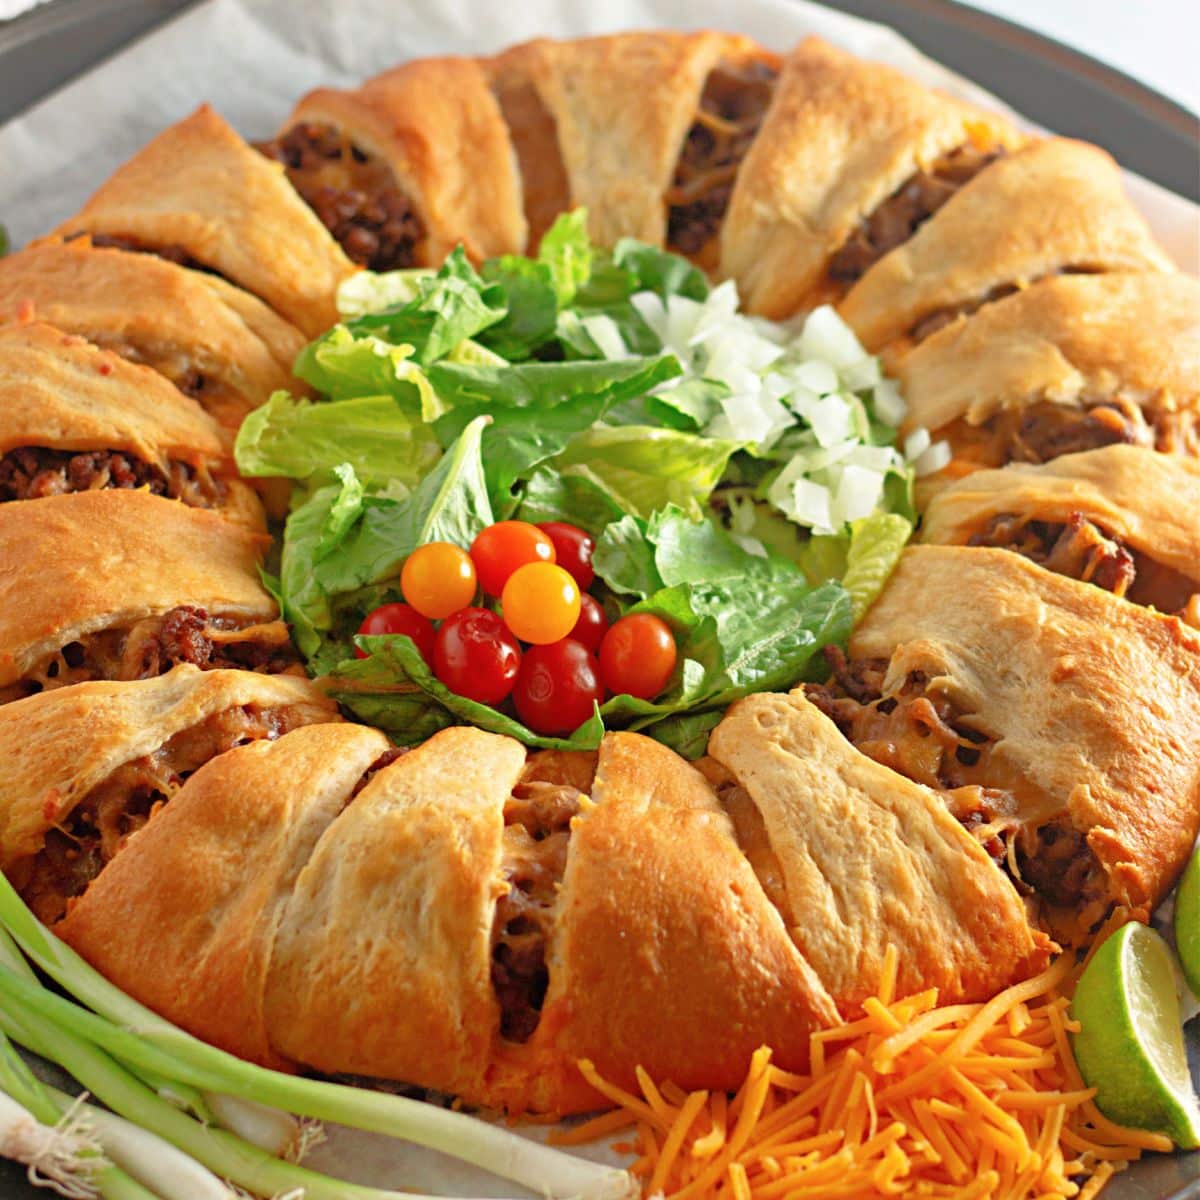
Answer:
xmin=0 ymin=322 xmax=262 ymax=528
xmin=898 ymin=272 xmax=1200 ymax=436
xmin=841 ymin=139 xmax=1175 ymax=354
xmin=289 ymin=58 xmax=526 ymax=263
xmin=497 ymin=732 xmax=838 ymax=1114
xmin=0 ymin=239 xmax=306 ymax=433
xmin=720 ymin=36 xmax=1019 ymax=319
xmin=0 ymin=665 xmax=339 ymax=871
xmin=491 ymin=31 xmax=760 ymax=248
xmin=920 ymin=446 xmax=1200 ymax=593
xmin=57 ymin=723 xmax=388 ymax=1071
xmin=708 ymin=693 xmax=1050 ymax=1009
xmin=851 ymin=546 xmax=1200 ymax=919
xmin=264 ymin=727 xmax=526 ymax=1098
xmin=54 ymin=105 xmax=354 ymax=338
xmin=0 ymin=490 xmax=274 ymax=690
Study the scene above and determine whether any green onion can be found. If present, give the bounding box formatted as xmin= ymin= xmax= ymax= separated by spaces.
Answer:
xmin=0 ymin=877 xmax=635 ymax=1198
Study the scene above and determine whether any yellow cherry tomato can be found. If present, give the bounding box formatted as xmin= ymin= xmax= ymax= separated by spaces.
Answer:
xmin=400 ymin=542 xmax=477 ymax=619
xmin=501 ymin=562 xmax=581 ymax=645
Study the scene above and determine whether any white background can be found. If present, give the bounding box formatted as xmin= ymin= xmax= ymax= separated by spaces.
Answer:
xmin=966 ymin=0 xmax=1199 ymax=115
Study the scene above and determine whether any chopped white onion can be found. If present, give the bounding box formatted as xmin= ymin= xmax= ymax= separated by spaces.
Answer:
xmin=797 ymin=305 xmax=870 ymax=369
xmin=840 ymin=355 xmax=883 ymax=392
xmin=580 ymin=314 xmax=629 ymax=360
xmin=913 ymin=439 xmax=953 ymax=477
xmin=833 ymin=465 xmax=886 ymax=525
xmin=872 ymin=379 xmax=907 ymax=427
xmin=808 ymin=394 xmax=855 ymax=448
xmin=904 ymin=428 xmax=932 ymax=461
xmin=788 ymin=359 xmax=839 ymax=396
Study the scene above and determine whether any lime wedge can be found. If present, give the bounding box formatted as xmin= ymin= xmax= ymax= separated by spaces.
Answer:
xmin=1175 ymin=845 xmax=1200 ymax=998
xmin=1071 ymin=922 xmax=1200 ymax=1148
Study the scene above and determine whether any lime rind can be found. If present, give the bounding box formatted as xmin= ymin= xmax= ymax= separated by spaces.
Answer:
xmin=1071 ymin=922 xmax=1200 ymax=1149
xmin=1174 ymin=845 xmax=1200 ymax=999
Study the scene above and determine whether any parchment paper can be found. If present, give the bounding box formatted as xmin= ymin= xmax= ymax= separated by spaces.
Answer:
xmin=0 ymin=1 xmax=1197 ymax=1193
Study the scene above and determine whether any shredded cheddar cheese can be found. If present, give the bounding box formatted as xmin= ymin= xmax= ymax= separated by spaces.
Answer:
xmin=553 ymin=948 xmax=1172 ymax=1199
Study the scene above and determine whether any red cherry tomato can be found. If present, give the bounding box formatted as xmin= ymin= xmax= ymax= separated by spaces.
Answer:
xmin=513 ymin=639 xmax=605 ymax=736
xmin=354 ymin=603 xmax=435 ymax=662
xmin=470 ymin=521 xmax=556 ymax=597
xmin=599 ymin=613 xmax=678 ymax=700
xmin=501 ymin=562 xmax=581 ymax=645
xmin=401 ymin=542 xmax=477 ymax=620
xmin=433 ymin=607 xmax=521 ymax=705
xmin=568 ymin=593 xmax=609 ymax=654
xmin=537 ymin=522 xmax=595 ymax=591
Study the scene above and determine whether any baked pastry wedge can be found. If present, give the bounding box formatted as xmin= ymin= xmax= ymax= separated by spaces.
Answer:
xmin=271 ymin=57 xmax=526 ymax=268
xmin=706 ymin=690 xmax=1051 ymax=1011
xmin=719 ymin=37 xmax=1021 ymax=319
xmin=896 ymin=272 xmax=1200 ymax=498
xmin=807 ymin=545 xmax=1200 ymax=947
xmin=54 ymin=105 xmax=355 ymax=338
xmin=0 ymin=238 xmax=306 ymax=433
xmin=920 ymin=445 xmax=1200 ymax=621
xmin=491 ymin=31 xmax=777 ymax=257
xmin=0 ymin=321 xmax=262 ymax=528
xmin=0 ymin=490 xmax=296 ymax=704
xmin=840 ymin=138 xmax=1174 ymax=356
xmin=0 ymin=666 xmax=339 ymax=925
xmin=51 ymin=726 xmax=840 ymax=1115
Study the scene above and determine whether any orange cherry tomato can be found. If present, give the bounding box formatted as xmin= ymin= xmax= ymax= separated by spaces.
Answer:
xmin=501 ymin=562 xmax=581 ymax=645
xmin=400 ymin=542 xmax=477 ymax=620
xmin=599 ymin=613 xmax=678 ymax=699
xmin=470 ymin=521 xmax=556 ymax=596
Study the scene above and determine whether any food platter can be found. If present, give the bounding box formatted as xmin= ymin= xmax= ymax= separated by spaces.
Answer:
xmin=0 ymin=2 xmax=1195 ymax=1200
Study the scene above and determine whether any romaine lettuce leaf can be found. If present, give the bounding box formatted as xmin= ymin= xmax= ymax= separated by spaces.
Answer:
xmin=234 ymin=392 xmax=441 ymax=490
xmin=551 ymin=425 xmax=741 ymax=519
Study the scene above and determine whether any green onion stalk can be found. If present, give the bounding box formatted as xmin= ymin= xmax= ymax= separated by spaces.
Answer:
xmin=0 ymin=874 xmax=636 ymax=1199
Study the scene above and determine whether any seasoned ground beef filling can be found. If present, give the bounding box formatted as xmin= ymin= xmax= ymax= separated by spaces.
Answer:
xmin=81 ymin=232 xmax=209 ymax=273
xmin=1 ymin=606 xmax=299 ymax=705
xmin=972 ymin=511 xmax=1199 ymax=615
xmin=256 ymin=123 xmax=424 ymax=270
xmin=828 ymin=144 xmax=1004 ymax=284
xmin=805 ymin=646 xmax=1107 ymax=939
xmin=971 ymin=512 xmax=1136 ymax=596
xmin=666 ymin=59 xmax=777 ymax=260
xmin=0 ymin=446 xmax=223 ymax=509
xmin=16 ymin=702 xmax=310 ymax=924
xmin=491 ymin=777 xmax=585 ymax=1043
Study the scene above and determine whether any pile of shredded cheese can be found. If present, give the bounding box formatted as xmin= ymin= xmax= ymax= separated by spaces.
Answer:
xmin=555 ymin=948 xmax=1170 ymax=1199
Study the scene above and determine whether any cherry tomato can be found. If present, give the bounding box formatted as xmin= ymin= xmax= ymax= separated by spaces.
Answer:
xmin=354 ymin=603 xmax=435 ymax=662
xmin=568 ymin=593 xmax=609 ymax=654
xmin=433 ymin=607 xmax=521 ymax=704
xmin=501 ymin=562 xmax=582 ymax=645
xmin=513 ymin=639 xmax=605 ymax=736
xmin=599 ymin=613 xmax=678 ymax=700
xmin=470 ymin=521 xmax=555 ymax=597
xmin=400 ymin=542 xmax=476 ymax=620
xmin=537 ymin=522 xmax=595 ymax=591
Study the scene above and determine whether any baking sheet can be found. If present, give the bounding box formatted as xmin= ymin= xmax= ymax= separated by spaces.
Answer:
xmin=0 ymin=0 xmax=1197 ymax=1195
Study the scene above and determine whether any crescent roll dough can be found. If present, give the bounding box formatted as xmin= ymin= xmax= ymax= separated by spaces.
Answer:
xmin=54 ymin=105 xmax=354 ymax=338
xmin=840 ymin=138 xmax=1175 ymax=355
xmin=920 ymin=446 xmax=1200 ymax=615
xmin=491 ymin=31 xmax=762 ymax=249
xmin=719 ymin=37 xmax=1019 ymax=319
xmin=847 ymin=546 xmax=1200 ymax=943
xmin=0 ymin=666 xmax=338 ymax=921
xmin=57 ymin=723 xmax=388 ymax=1071
xmin=0 ymin=322 xmax=262 ymax=529
xmin=898 ymin=272 xmax=1200 ymax=498
xmin=54 ymin=727 xmax=839 ymax=1115
xmin=707 ymin=691 xmax=1050 ymax=1009
xmin=0 ymin=491 xmax=283 ymax=699
xmin=0 ymin=239 xmax=306 ymax=433
xmin=284 ymin=57 xmax=526 ymax=265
